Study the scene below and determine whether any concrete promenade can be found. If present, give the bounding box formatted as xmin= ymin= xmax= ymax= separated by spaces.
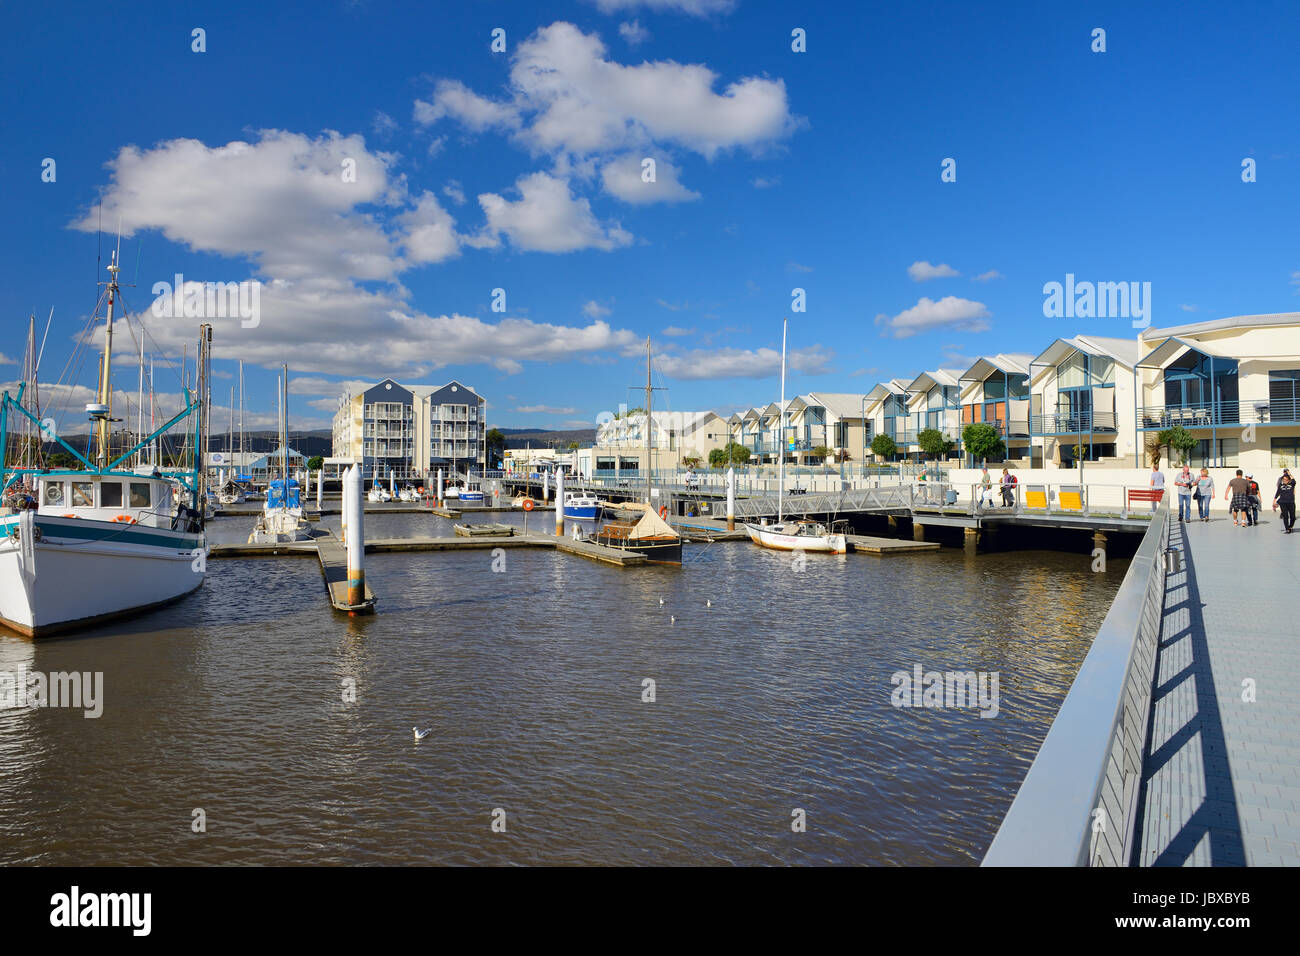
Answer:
xmin=1136 ymin=508 xmax=1300 ymax=865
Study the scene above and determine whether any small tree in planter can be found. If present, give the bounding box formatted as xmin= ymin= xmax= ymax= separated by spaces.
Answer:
xmin=1156 ymin=426 xmax=1196 ymax=466
xmin=962 ymin=423 xmax=1005 ymax=465
xmin=917 ymin=428 xmax=953 ymax=465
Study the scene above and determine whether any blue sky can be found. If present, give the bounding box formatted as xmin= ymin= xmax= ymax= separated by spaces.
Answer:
xmin=2 ymin=0 xmax=1298 ymax=433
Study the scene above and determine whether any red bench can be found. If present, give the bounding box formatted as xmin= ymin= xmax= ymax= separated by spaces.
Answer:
xmin=1127 ymin=488 xmax=1165 ymax=507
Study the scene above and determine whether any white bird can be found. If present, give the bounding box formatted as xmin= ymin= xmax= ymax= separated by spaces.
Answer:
xmin=706 ymin=599 xmax=712 ymax=608
xmin=413 ymin=727 xmax=432 ymax=741
xmin=659 ymin=597 xmax=665 ymax=605
xmin=670 ymin=615 xmax=676 ymax=624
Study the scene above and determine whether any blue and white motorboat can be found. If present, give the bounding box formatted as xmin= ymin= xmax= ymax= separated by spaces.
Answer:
xmin=562 ymin=491 xmax=601 ymax=520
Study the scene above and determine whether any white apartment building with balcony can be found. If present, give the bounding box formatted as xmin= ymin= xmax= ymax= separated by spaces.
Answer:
xmin=332 ymin=378 xmax=486 ymax=478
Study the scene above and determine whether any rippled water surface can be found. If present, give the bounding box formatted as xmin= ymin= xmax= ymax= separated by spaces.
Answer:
xmin=0 ymin=510 xmax=1125 ymax=865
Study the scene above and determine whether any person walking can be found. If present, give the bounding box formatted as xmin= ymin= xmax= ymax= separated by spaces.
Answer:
xmin=979 ymin=466 xmax=993 ymax=509
xmin=1225 ymin=469 xmax=1252 ymax=527
xmin=1195 ymin=468 xmax=1214 ymax=521
xmin=1174 ymin=464 xmax=1194 ymax=522
xmin=1275 ymin=468 xmax=1296 ymax=534
xmin=1149 ymin=463 xmax=1166 ymax=513
xmin=1245 ymin=472 xmax=1261 ymax=526
xmin=1000 ymin=467 xmax=1016 ymax=507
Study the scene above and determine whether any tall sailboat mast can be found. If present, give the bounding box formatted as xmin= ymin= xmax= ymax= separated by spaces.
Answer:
xmin=644 ymin=335 xmax=652 ymax=506
xmin=136 ymin=333 xmax=145 ymax=467
xmin=778 ymin=317 xmax=787 ymax=524
xmin=94 ymin=251 xmax=121 ymax=467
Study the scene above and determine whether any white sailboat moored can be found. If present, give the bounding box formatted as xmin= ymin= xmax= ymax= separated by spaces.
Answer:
xmin=248 ymin=365 xmax=311 ymax=544
xmin=744 ymin=317 xmax=847 ymax=555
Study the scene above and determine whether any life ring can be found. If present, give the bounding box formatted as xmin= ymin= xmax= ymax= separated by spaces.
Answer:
xmin=112 ymin=514 xmax=137 ymax=524
xmin=659 ymin=505 xmax=669 ymax=519
xmin=62 ymin=513 xmax=79 ymax=519
xmin=522 ymin=498 xmax=535 ymax=512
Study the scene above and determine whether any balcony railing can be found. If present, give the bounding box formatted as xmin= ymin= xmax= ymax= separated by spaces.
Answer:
xmin=1137 ymin=399 xmax=1299 ymax=429
xmin=1031 ymin=411 xmax=1118 ymax=435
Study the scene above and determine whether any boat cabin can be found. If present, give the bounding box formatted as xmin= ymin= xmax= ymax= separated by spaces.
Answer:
xmin=36 ymin=469 xmax=177 ymax=528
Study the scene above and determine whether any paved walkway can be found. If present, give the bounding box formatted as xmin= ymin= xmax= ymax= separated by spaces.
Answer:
xmin=1136 ymin=510 xmax=1300 ymax=865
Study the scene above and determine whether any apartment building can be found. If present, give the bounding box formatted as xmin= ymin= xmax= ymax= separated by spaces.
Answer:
xmin=332 ymin=379 xmax=486 ymax=478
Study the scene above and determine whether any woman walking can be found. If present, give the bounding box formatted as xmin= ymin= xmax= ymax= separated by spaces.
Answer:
xmin=1275 ymin=468 xmax=1297 ymax=534
xmin=1195 ymin=468 xmax=1214 ymax=521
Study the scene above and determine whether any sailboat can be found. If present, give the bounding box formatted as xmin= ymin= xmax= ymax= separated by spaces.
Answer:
xmin=0 ymin=253 xmax=210 ymax=637
xmin=593 ymin=337 xmax=682 ymax=565
xmin=248 ymin=365 xmax=311 ymax=544
xmin=744 ymin=318 xmax=847 ymax=554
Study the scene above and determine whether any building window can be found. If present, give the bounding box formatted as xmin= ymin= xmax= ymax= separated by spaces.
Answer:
xmin=1271 ymin=437 xmax=1300 ymax=468
xmin=1190 ymin=437 xmax=1239 ymax=468
xmin=1269 ymin=370 xmax=1300 ymax=422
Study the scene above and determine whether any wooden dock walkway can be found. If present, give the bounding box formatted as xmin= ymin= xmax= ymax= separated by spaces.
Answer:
xmin=844 ymin=533 xmax=940 ymax=555
xmin=209 ymin=532 xmax=642 ymax=565
xmin=313 ymin=533 xmax=375 ymax=615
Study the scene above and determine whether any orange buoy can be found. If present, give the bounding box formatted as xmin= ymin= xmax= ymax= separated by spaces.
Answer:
xmin=112 ymin=514 xmax=137 ymax=524
xmin=659 ymin=505 xmax=669 ymax=519
xmin=522 ymin=498 xmax=535 ymax=512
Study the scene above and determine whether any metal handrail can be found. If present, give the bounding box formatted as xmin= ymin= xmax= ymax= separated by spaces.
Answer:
xmin=983 ymin=497 xmax=1170 ymax=866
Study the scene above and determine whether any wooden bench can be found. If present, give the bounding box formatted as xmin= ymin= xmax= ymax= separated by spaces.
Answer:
xmin=1127 ymin=488 xmax=1165 ymax=508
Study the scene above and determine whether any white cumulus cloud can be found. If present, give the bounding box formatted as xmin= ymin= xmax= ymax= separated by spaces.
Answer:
xmin=908 ymin=260 xmax=961 ymax=282
xmin=875 ymin=296 xmax=991 ymax=339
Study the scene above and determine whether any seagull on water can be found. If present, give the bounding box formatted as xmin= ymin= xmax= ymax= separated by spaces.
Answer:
xmin=413 ymin=726 xmax=433 ymax=741
xmin=706 ymin=599 xmax=712 ymax=608
xmin=670 ymin=615 xmax=676 ymax=624
xmin=659 ymin=597 xmax=665 ymax=605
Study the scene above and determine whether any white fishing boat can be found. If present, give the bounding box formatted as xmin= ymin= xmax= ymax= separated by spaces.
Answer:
xmin=367 ymin=485 xmax=392 ymax=503
xmin=248 ymin=365 xmax=312 ymax=544
xmin=745 ymin=317 xmax=846 ymax=555
xmin=397 ymin=485 xmax=420 ymax=502
xmin=0 ymin=253 xmax=210 ymax=637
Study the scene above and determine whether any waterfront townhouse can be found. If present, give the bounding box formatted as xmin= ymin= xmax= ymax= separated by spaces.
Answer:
xmin=957 ymin=354 xmax=1034 ymax=465
xmin=863 ymin=380 xmax=911 ymax=460
xmin=1135 ymin=312 xmax=1300 ymax=473
xmin=903 ymin=369 xmax=965 ymax=461
xmin=332 ymin=379 xmax=486 ymax=478
xmin=790 ymin=393 xmax=873 ymax=466
xmin=592 ymin=410 xmax=728 ymax=473
xmin=1027 ymin=335 xmax=1139 ymax=468
xmin=727 ymin=407 xmax=766 ymax=461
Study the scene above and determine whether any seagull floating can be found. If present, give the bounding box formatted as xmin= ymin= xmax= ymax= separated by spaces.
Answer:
xmin=659 ymin=598 xmax=665 ymax=605
xmin=706 ymin=599 xmax=712 ymax=608
xmin=670 ymin=615 xmax=676 ymax=624
xmin=413 ymin=727 xmax=432 ymax=741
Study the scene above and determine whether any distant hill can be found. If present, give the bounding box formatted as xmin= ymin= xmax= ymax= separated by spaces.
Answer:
xmin=497 ymin=427 xmax=595 ymax=449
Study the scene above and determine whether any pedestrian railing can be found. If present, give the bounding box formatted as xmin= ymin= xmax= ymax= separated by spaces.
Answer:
xmin=982 ymin=496 xmax=1171 ymax=866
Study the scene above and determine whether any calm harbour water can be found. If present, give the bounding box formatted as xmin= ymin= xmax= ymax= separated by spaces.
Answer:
xmin=0 ymin=509 xmax=1125 ymax=865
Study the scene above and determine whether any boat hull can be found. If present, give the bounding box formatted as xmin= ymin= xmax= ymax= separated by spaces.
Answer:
xmin=743 ymin=523 xmax=847 ymax=554
xmin=593 ymin=529 xmax=682 ymax=565
xmin=0 ymin=515 xmax=206 ymax=637
xmin=563 ymin=505 xmax=599 ymax=519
